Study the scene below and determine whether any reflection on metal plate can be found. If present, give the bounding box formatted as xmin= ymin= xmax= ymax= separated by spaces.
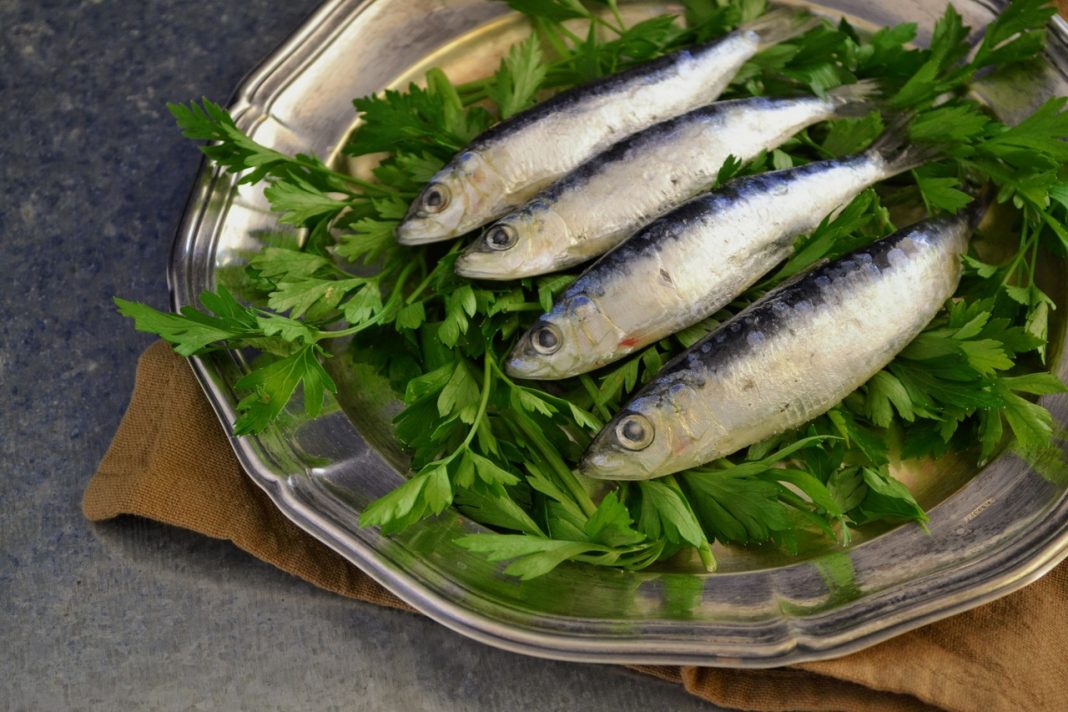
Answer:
xmin=169 ymin=0 xmax=1068 ymax=666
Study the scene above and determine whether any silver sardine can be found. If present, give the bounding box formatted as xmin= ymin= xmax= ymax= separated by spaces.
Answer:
xmin=396 ymin=9 xmax=817 ymax=244
xmin=506 ymin=130 xmax=935 ymax=380
xmin=580 ymin=206 xmax=982 ymax=481
xmin=455 ymin=82 xmax=877 ymax=279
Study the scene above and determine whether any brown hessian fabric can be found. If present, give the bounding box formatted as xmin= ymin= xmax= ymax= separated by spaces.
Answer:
xmin=85 ymin=342 xmax=1068 ymax=711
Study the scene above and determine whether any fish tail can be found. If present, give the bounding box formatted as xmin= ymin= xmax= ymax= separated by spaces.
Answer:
xmin=826 ymin=79 xmax=881 ymax=118
xmin=964 ymin=183 xmax=995 ymax=227
xmin=867 ymin=115 xmax=941 ymax=175
xmin=741 ymin=8 xmax=821 ymax=48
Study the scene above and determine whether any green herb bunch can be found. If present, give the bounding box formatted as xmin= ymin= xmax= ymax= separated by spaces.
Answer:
xmin=118 ymin=0 xmax=1067 ymax=578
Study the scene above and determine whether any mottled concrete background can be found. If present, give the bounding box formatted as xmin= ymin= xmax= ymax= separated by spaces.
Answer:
xmin=0 ymin=1 xmax=719 ymax=709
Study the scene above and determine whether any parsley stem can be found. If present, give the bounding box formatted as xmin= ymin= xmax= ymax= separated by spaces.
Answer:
xmin=424 ymin=356 xmax=496 ymax=470
xmin=340 ymin=174 xmax=399 ymax=196
xmin=1000 ymin=218 xmax=1032 ymax=288
xmin=585 ymin=7 xmax=625 ymax=36
xmin=512 ymin=412 xmax=597 ymax=518
xmin=404 ymin=244 xmax=462 ymax=305
xmin=499 ymin=417 xmax=588 ymax=523
xmin=1027 ymin=222 xmax=1040 ymax=285
xmin=795 ymin=130 xmax=835 ymax=159
xmin=579 ymin=375 xmax=612 ymax=421
xmin=495 ymin=303 xmax=546 ymax=313
xmin=316 ymin=318 xmax=381 ymax=340
xmin=267 ymin=152 xmax=397 ymax=196
xmin=663 ymin=475 xmax=716 ymax=571
xmin=459 ymin=89 xmax=490 ymax=105
xmin=318 ymin=261 xmax=416 ymax=338
xmin=604 ymin=2 xmax=626 ymax=34
xmin=457 ymin=354 xmax=495 ymax=453
xmin=488 ymin=355 xmax=515 ymax=385
xmin=554 ymin=21 xmax=585 ymax=46
xmin=536 ymin=17 xmax=577 ymax=60
xmin=455 ymin=76 xmax=495 ymax=94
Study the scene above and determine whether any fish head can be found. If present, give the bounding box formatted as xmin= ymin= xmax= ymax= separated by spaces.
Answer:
xmin=505 ymin=294 xmax=617 ymax=380
xmin=396 ymin=151 xmax=507 ymax=244
xmin=454 ymin=201 xmax=573 ymax=279
xmin=580 ymin=382 xmax=704 ymax=481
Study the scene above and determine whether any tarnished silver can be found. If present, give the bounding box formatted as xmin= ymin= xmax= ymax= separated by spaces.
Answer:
xmin=169 ymin=0 xmax=1068 ymax=667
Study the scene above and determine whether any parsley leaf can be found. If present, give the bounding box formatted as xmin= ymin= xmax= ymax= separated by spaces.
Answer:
xmin=487 ymin=34 xmax=548 ymax=118
xmin=456 ymin=534 xmax=615 ymax=580
xmin=347 ymin=70 xmax=493 ymax=159
xmin=233 ymin=345 xmax=336 ymax=434
xmin=115 ymin=291 xmax=257 ymax=357
xmin=913 ymin=171 xmax=973 ymax=214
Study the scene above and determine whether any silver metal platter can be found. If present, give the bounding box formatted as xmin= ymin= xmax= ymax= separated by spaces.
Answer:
xmin=169 ymin=0 xmax=1068 ymax=666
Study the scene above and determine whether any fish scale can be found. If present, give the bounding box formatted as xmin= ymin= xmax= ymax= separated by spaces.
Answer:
xmin=579 ymin=209 xmax=980 ymax=481
xmin=505 ymin=141 xmax=926 ymax=381
xmin=396 ymin=10 xmax=818 ymax=244
xmin=456 ymin=82 xmax=877 ymax=280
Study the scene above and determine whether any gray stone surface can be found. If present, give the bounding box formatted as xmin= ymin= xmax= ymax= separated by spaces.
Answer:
xmin=0 ymin=1 xmax=720 ymax=709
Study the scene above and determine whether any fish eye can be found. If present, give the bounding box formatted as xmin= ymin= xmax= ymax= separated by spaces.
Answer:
xmin=421 ymin=183 xmax=450 ymax=213
xmin=530 ymin=323 xmax=562 ymax=354
xmin=484 ymin=224 xmax=517 ymax=251
xmin=615 ymin=414 xmax=654 ymax=451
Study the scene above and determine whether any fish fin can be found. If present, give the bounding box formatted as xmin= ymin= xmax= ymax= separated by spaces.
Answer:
xmin=826 ymin=79 xmax=881 ymax=118
xmin=867 ymin=115 xmax=941 ymax=175
xmin=741 ymin=8 xmax=821 ymax=48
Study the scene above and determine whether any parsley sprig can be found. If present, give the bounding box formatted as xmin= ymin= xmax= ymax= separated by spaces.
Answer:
xmin=119 ymin=0 xmax=1066 ymax=578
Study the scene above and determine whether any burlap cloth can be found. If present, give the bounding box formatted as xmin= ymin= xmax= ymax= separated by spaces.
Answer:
xmin=84 ymin=342 xmax=1068 ymax=711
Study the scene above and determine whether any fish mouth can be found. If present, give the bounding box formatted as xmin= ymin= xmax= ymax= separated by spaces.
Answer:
xmin=579 ymin=448 xmax=653 ymax=481
xmin=454 ymin=250 xmax=509 ymax=279
xmin=504 ymin=352 xmax=560 ymax=380
xmin=396 ymin=217 xmax=456 ymax=245
xmin=455 ymin=250 xmax=550 ymax=280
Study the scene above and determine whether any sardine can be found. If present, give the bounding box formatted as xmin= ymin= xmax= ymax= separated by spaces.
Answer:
xmin=455 ymin=82 xmax=877 ymax=280
xmin=505 ymin=129 xmax=936 ymax=380
xmin=396 ymin=9 xmax=817 ymax=245
xmin=579 ymin=205 xmax=983 ymax=481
